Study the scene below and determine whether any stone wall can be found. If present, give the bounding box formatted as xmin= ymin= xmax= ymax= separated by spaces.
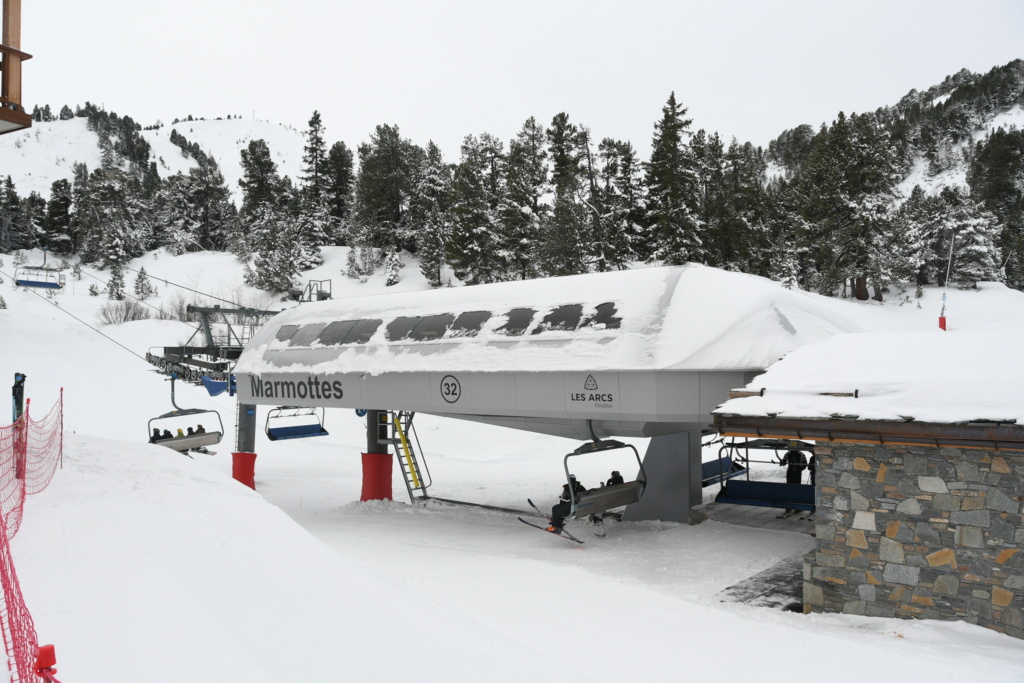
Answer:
xmin=805 ymin=442 xmax=1024 ymax=638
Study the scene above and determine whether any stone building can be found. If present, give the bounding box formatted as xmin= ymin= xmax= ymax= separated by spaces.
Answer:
xmin=713 ymin=330 xmax=1024 ymax=638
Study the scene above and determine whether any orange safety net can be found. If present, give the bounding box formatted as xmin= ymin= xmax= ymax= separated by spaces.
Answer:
xmin=0 ymin=392 xmax=63 ymax=682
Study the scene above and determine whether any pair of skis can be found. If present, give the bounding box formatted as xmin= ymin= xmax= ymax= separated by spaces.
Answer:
xmin=518 ymin=499 xmax=585 ymax=544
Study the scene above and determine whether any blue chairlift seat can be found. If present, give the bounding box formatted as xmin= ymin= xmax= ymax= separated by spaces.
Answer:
xmin=201 ymin=374 xmax=236 ymax=397
xmin=267 ymin=423 xmax=329 ymax=441
xmin=715 ymin=480 xmax=815 ymax=511
xmin=701 ymin=456 xmax=748 ymax=487
xmin=14 ymin=268 xmax=65 ymax=289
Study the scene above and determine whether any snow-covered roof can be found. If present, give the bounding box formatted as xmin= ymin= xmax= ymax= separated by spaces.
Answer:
xmin=714 ymin=330 xmax=1024 ymax=425
xmin=234 ymin=265 xmax=923 ymax=377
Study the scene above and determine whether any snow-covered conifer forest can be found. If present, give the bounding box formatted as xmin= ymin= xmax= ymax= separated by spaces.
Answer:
xmin=1 ymin=60 xmax=1023 ymax=298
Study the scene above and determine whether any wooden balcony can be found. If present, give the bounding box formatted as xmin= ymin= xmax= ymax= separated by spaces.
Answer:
xmin=1 ymin=0 xmax=31 ymax=136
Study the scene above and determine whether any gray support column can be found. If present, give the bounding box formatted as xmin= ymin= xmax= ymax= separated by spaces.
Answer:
xmin=365 ymin=409 xmax=389 ymax=454
xmin=235 ymin=402 xmax=258 ymax=453
xmin=621 ymin=430 xmax=703 ymax=524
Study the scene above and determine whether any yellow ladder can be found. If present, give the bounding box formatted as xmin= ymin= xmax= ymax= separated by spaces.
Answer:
xmin=393 ymin=411 xmax=430 ymax=501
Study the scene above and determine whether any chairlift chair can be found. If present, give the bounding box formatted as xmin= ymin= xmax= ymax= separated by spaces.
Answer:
xmin=265 ymin=406 xmax=328 ymax=441
xmin=14 ymin=249 xmax=65 ymax=290
xmin=562 ymin=439 xmax=646 ymax=520
xmin=713 ymin=438 xmax=816 ymax=512
xmin=148 ymin=375 xmax=224 ymax=453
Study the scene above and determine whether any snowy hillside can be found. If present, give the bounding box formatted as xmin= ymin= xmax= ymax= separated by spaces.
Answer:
xmin=0 ymin=116 xmax=306 ymax=202
xmin=896 ymin=103 xmax=1024 ymax=200
xmin=0 ymin=118 xmax=103 ymax=198
xmin=4 ymin=249 xmax=1024 ymax=681
xmin=144 ymin=119 xmax=306 ymax=202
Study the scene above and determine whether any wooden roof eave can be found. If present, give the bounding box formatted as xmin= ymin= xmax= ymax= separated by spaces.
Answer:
xmin=714 ymin=414 xmax=1024 ymax=452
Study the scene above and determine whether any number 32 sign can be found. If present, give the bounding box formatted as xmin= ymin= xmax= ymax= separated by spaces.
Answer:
xmin=440 ymin=375 xmax=461 ymax=403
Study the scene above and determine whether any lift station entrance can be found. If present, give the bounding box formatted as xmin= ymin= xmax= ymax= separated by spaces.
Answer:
xmin=233 ymin=265 xmax=853 ymax=522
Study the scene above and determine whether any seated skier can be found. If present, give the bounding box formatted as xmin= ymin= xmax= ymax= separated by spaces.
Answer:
xmin=548 ymin=475 xmax=587 ymax=533
xmin=589 ymin=470 xmax=628 ymax=535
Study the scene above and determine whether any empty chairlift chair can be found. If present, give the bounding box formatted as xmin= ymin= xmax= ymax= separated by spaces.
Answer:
xmin=14 ymin=249 xmax=65 ymax=289
xmin=713 ymin=439 xmax=816 ymax=512
xmin=265 ymin=406 xmax=329 ymax=441
xmin=700 ymin=450 xmax=749 ymax=487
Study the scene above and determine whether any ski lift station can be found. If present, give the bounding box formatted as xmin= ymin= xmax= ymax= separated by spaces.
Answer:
xmin=233 ymin=265 xmax=877 ymax=522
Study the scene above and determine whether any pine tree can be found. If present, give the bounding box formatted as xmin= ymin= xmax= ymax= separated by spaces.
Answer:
xmin=409 ymin=142 xmax=453 ymax=288
xmin=238 ymin=139 xmax=281 ymax=220
xmin=536 ymin=113 xmax=589 ymax=276
xmin=502 ymin=117 xmax=548 ymax=280
xmin=293 ymin=201 xmax=331 ymax=269
xmin=384 ymin=249 xmax=402 ymax=286
xmin=45 ymin=179 xmax=74 ymax=254
xmin=937 ymin=187 xmax=1003 ymax=288
xmin=0 ymin=176 xmax=28 ymax=250
xmin=597 ymin=138 xmax=646 ymax=267
xmin=353 ymin=124 xmax=423 ymax=252
xmin=791 ymin=112 xmax=901 ymax=298
xmin=59 ymin=105 xmax=74 ymax=121
xmin=719 ymin=139 xmax=770 ymax=274
xmin=300 ymin=110 xmax=330 ymax=205
xmin=245 ymin=206 xmax=301 ymax=293
xmin=646 ymin=92 xmax=701 ymax=265
xmin=448 ymin=134 xmax=506 ymax=284
xmin=107 ymin=262 xmax=126 ymax=300
xmin=325 ymin=141 xmax=356 ymax=228
xmin=690 ymin=130 xmax=726 ymax=266
xmin=133 ymin=266 xmax=157 ymax=299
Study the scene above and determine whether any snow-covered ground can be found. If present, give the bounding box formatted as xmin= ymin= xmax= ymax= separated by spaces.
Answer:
xmin=4 ymin=250 xmax=1024 ymax=682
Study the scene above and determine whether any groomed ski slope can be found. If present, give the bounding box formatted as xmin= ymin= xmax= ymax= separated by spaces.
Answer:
xmin=4 ymin=248 xmax=1024 ymax=682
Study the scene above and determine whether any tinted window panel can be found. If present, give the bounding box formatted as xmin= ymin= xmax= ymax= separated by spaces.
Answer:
xmin=386 ymin=317 xmax=421 ymax=341
xmin=448 ymin=311 xmax=491 ymax=337
xmin=583 ymin=302 xmax=622 ymax=330
xmin=289 ymin=323 xmax=328 ymax=346
xmin=531 ymin=304 xmax=583 ymax=334
xmin=495 ymin=308 xmax=535 ymax=336
xmin=276 ymin=324 xmax=299 ymax=342
xmin=409 ymin=314 xmax=455 ymax=341
xmin=317 ymin=320 xmax=358 ymax=345
xmin=346 ymin=319 xmax=382 ymax=344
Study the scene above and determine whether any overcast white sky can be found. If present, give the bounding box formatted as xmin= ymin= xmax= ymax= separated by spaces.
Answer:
xmin=19 ymin=0 xmax=1024 ymax=161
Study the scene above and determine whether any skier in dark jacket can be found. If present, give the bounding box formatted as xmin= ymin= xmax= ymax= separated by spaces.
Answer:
xmin=548 ymin=475 xmax=587 ymax=532
xmin=780 ymin=447 xmax=808 ymax=516
xmin=781 ymin=448 xmax=808 ymax=484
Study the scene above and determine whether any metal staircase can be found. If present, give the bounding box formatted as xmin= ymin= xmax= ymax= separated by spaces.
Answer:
xmin=392 ymin=411 xmax=432 ymax=502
